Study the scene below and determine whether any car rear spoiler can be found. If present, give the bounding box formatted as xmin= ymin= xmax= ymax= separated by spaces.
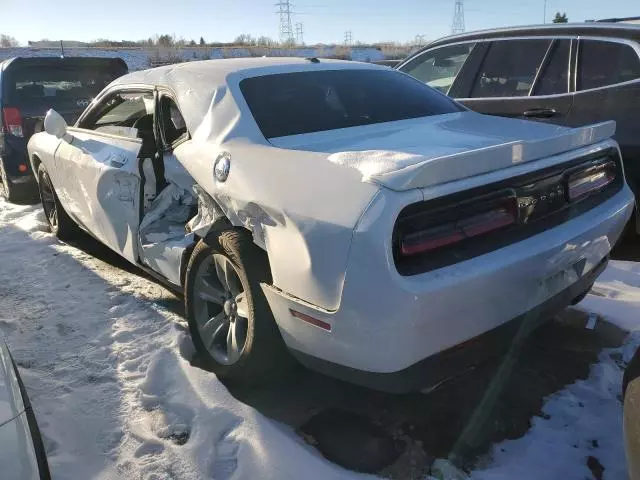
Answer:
xmin=370 ymin=121 xmax=617 ymax=191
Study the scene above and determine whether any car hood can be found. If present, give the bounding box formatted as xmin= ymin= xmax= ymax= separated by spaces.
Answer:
xmin=270 ymin=111 xmax=616 ymax=191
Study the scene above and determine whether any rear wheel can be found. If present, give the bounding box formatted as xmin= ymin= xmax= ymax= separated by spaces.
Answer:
xmin=185 ymin=230 xmax=292 ymax=386
xmin=0 ymin=157 xmax=20 ymax=203
xmin=37 ymin=164 xmax=78 ymax=239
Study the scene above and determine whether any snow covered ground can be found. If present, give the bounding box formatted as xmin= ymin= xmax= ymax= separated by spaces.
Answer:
xmin=0 ymin=198 xmax=639 ymax=479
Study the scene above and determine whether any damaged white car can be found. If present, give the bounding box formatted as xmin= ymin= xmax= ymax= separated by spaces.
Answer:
xmin=27 ymin=58 xmax=634 ymax=392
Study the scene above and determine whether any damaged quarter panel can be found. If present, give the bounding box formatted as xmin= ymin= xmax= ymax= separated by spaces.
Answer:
xmin=174 ymin=138 xmax=379 ymax=311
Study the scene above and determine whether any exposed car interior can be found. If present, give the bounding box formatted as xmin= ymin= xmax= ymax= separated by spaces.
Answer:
xmin=79 ymin=91 xmax=197 ymax=284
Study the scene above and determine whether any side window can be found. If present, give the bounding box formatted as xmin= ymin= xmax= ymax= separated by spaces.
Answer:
xmin=578 ymin=40 xmax=640 ymax=90
xmin=399 ymin=43 xmax=475 ymax=94
xmin=83 ymin=92 xmax=154 ymax=138
xmin=470 ymin=39 xmax=551 ymax=98
xmin=159 ymin=96 xmax=188 ymax=147
xmin=534 ymin=40 xmax=571 ymax=96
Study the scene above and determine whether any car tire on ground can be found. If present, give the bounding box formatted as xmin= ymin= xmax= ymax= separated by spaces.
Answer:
xmin=185 ymin=230 xmax=293 ymax=386
xmin=36 ymin=163 xmax=78 ymax=240
xmin=0 ymin=157 xmax=26 ymax=203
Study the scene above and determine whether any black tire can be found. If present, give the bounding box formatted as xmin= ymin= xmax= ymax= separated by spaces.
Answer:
xmin=185 ymin=230 xmax=293 ymax=385
xmin=37 ymin=163 xmax=78 ymax=240
xmin=0 ymin=157 xmax=24 ymax=203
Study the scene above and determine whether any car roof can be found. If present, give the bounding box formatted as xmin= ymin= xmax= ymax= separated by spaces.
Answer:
xmin=111 ymin=56 xmax=381 ymax=89
xmin=420 ymin=22 xmax=640 ymax=51
xmin=106 ymin=57 xmax=386 ymax=134
xmin=0 ymin=56 xmax=127 ymax=75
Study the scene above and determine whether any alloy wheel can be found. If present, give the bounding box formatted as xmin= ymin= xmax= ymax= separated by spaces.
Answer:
xmin=39 ymin=174 xmax=58 ymax=230
xmin=192 ymin=254 xmax=249 ymax=365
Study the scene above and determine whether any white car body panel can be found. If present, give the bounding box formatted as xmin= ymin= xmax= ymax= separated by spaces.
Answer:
xmin=26 ymin=58 xmax=635 ymax=379
xmin=0 ymin=341 xmax=41 ymax=478
xmin=54 ymin=128 xmax=142 ymax=263
xmin=264 ymin=141 xmax=633 ymax=373
xmin=271 ymin=112 xmax=616 ymax=190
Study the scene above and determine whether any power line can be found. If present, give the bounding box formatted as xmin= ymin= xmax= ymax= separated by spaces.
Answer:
xmin=295 ymin=22 xmax=304 ymax=45
xmin=451 ymin=0 xmax=465 ymax=34
xmin=275 ymin=0 xmax=295 ymax=45
xmin=344 ymin=30 xmax=353 ymax=45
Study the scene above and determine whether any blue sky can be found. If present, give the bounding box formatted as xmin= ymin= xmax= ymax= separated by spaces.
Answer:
xmin=1 ymin=0 xmax=637 ymax=45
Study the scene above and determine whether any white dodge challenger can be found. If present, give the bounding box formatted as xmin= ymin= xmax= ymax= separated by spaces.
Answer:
xmin=27 ymin=58 xmax=633 ymax=392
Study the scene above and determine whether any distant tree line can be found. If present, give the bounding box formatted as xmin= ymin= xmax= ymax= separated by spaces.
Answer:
xmin=0 ymin=34 xmax=19 ymax=47
xmin=24 ymin=33 xmax=286 ymax=49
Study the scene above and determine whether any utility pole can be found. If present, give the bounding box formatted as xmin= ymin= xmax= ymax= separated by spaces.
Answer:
xmin=451 ymin=0 xmax=465 ymax=35
xmin=344 ymin=30 xmax=353 ymax=46
xmin=295 ymin=22 xmax=304 ymax=45
xmin=543 ymin=0 xmax=547 ymax=23
xmin=275 ymin=0 xmax=295 ymax=45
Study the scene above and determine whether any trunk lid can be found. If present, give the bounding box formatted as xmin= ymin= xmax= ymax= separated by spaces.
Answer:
xmin=269 ymin=112 xmax=616 ymax=191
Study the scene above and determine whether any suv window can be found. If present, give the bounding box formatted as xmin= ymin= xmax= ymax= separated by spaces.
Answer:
xmin=578 ymin=40 xmax=640 ymax=90
xmin=159 ymin=97 xmax=188 ymax=146
xmin=398 ymin=43 xmax=475 ymax=94
xmin=534 ymin=40 xmax=571 ymax=96
xmin=470 ymin=39 xmax=551 ymax=98
xmin=85 ymin=92 xmax=154 ymax=138
xmin=240 ymin=69 xmax=462 ymax=138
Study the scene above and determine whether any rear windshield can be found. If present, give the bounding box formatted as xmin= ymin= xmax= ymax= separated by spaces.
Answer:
xmin=3 ymin=63 xmax=126 ymax=111
xmin=239 ymin=69 xmax=463 ymax=138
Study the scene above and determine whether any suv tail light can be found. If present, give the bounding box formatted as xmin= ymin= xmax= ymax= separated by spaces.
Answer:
xmin=2 ymin=108 xmax=23 ymax=137
xmin=568 ymin=161 xmax=616 ymax=202
xmin=399 ymin=195 xmax=518 ymax=256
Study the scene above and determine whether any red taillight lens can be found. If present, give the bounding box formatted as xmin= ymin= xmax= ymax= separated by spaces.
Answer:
xmin=568 ymin=162 xmax=616 ymax=202
xmin=400 ymin=197 xmax=517 ymax=256
xmin=2 ymin=107 xmax=23 ymax=137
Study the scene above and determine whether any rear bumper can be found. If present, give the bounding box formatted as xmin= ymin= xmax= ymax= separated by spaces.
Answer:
xmin=0 ymin=137 xmax=34 ymax=181
xmin=290 ymin=255 xmax=607 ymax=393
xmin=263 ymin=186 xmax=634 ymax=388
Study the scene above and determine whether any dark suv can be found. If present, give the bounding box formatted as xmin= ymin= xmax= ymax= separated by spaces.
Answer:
xmin=0 ymin=56 xmax=128 ymax=202
xmin=396 ymin=23 xmax=640 ymax=229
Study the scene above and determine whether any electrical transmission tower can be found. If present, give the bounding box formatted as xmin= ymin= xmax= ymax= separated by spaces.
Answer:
xmin=344 ymin=30 xmax=353 ymax=45
xmin=275 ymin=0 xmax=294 ymax=45
xmin=451 ymin=0 xmax=465 ymax=35
xmin=295 ymin=22 xmax=304 ymax=45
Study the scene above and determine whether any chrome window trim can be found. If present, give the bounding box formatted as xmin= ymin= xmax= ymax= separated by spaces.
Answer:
xmin=399 ymin=36 xmax=577 ymax=100
xmin=528 ymin=40 xmax=556 ymax=96
xmin=574 ymin=36 xmax=640 ymax=93
xmin=395 ymin=41 xmax=478 ymax=95
xmin=421 ymin=35 xmax=640 ymax=100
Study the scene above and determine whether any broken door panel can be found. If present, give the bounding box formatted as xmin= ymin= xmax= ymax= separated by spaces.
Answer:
xmin=138 ymin=183 xmax=197 ymax=285
xmin=56 ymin=128 xmax=143 ymax=262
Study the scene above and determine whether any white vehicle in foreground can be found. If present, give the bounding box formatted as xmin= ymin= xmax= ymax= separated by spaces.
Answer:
xmin=28 ymin=58 xmax=633 ymax=392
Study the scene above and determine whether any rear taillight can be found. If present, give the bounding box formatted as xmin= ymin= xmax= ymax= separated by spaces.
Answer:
xmin=400 ymin=196 xmax=518 ymax=256
xmin=568 ymin=162 xmax=616 ymax=202
xmin=2 ymin=108 xmax=23 ymax=137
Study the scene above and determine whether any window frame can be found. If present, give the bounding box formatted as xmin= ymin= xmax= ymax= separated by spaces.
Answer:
xmin=155 ymin=87 xmax=190 ymax=151
xmin=575 ymin=36 xmax=640 ymax=93
xmin=74 ymin=85 xmax=155 ymax=140
xmin=408 ymin=36 xmax=577 ymax=101
xmin=396 ymin=42 xmax=477 ymax=95
xmin=531 ymin=38 xmax=573 ymax=96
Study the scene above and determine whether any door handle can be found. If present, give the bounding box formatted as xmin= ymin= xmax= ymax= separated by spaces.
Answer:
xmin=523 ymin=108 xmax=557 ymax=119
